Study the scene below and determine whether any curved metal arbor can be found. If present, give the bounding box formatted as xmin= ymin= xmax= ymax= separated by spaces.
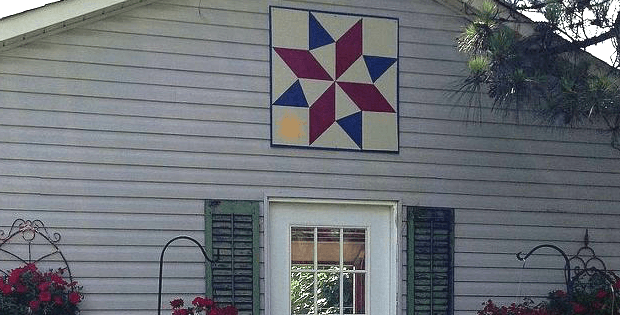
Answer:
xmin=516 ymin=229 xmax=617 ymax=310
xmin=0 ymin=219 xmax=73 ymax=282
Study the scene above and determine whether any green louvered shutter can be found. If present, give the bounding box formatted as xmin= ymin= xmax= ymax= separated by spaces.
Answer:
xmin=408 ymin=207 xmax=454 ymax=315
xmin=205 ymin=200 xmax=260 ymax=315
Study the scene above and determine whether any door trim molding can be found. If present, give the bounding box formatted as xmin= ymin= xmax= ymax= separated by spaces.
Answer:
xmin=264 ymin=197 xmax=400 ymax=315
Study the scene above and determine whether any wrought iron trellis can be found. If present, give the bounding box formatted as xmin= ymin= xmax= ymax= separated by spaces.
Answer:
xmin=0 ymin=219 xmax=73 ymax=282
xmin=516 ymin=229 xmax=618 ymax=300
xmin=157 ymin=235 xmax=217 ymax=315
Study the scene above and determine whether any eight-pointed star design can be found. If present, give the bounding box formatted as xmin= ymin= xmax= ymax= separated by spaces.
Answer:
xmin=271 ymin=9 xmax=398 ymax=150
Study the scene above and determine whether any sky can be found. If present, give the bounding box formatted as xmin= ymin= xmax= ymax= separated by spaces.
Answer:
xmin=0 ymin=0 xmax=616 ymax=65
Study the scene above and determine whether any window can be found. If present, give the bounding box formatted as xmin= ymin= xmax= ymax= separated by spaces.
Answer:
xmin=290 ymin=227 xmax=367 ymax=314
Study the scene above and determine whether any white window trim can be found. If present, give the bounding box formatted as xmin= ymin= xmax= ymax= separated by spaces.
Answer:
xmin=264 ymin=197 xmax=400 ymax=315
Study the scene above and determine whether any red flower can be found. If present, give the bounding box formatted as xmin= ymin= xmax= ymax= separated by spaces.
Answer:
xmin=69 ymin=291 xmax=81 ymax=304
xmin=170 ymin=298 xmax=184 ymax=308
xmin=1 ymin=284 xmax=13 ymax=295
xmin=209 ymin=307 xmax=221 ymax=315
xmin=595 ymin=289 xmax=607 ymax=299
xmin=14 ymin=284 xmax=27 ymax=293
xmin=29 ymin=300 xmax=40 ymax=310
xmin=37 ymin=282 xmax=51 ymax=292
xmin=53 ymin=295 xmax=63 ymax=305
xmin=220 ymin=305 xmax=238 ymax=315
xmin=8 ymin=269 xmax=22 ymax=285
xmin=572 ymin=302 xmax=587 ymax=314
xmin=553 ymin=290 xmax=567 ymax=298
xmin=172 ymin=309 xmax=190 ymax=315
xmin=49 ymin=273 xmax=67 ymax=285
xmin=193 ymin=297 xmax=215 ymax=308
xmin=39 ymin=291 xmax=52 ymax=302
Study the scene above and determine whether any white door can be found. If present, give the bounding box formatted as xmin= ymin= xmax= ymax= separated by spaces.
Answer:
xmin=267 ymin=199 xmax=398 ymax=315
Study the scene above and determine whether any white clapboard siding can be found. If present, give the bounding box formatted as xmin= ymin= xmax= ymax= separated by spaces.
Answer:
xmin=0 ymin=0 xmax=618 ymax=315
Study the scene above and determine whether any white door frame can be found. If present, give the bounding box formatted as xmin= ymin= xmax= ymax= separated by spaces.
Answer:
xmin=264 ymin=197 xmax=400 ymax=315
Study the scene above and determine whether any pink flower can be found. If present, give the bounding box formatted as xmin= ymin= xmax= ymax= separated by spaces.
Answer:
xmin=220 ymin=305 xmax=238 ymax=315
xmin=572 ymin=302 xmax=587 ymax=314
xmin=595 ymin=289 xmax=607 ymax=299
xmin=39 ymin=291 xmax=51 ymax=302
xmin=8 ymin=269 xmax=22 ymax=285
xmin=172 ymin=309 xmax=190 ymax=315
xmin=1 ymin=284 xmax=13 ymax=295
xmin=37 ymin=282 xmax=51 ymax=292
xmin=14 ymin=284 xmax=27 ymax=293
xmin=69 ymin=291 xmax=81 ymax=304
xmin=193 ymin=297 xmax=215 ymax=308
xmin=29 ymin=300 xmax=40 ymax=310
xmin=170 ymin=298 xmax=184 ymax=308
xmin=53 ymin=295 xmax=63 ymax=305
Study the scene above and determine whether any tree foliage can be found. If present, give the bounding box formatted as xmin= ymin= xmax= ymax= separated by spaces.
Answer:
xmin=456 ymin=0 xmax=620 ymax=150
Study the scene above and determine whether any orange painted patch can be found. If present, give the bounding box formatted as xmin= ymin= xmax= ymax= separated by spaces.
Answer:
xmin=277 ymin=111 xmax=306 ymax=141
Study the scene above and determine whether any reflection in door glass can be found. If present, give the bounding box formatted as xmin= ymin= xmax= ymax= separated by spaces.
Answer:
xmin=291 ymin=227 xmax=366 ymax=315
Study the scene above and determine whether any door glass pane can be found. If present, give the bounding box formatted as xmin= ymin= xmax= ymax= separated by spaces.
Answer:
xmin=291 ymin=271 xmax=315 ymax=314
xmin=343 ymin=228 xmax=365 ymax=270
xmin=343 ymin=273 xmax=365 ymax=314
xmin=317 ymin=271 xmax=340 ymax=314
xmin=292 ymin=227 xmax=315 ymax=266
xmin=291 ymin=226 xmax=367 ymax=315
xmin=317 ymin=228 xmax=340 ymax=270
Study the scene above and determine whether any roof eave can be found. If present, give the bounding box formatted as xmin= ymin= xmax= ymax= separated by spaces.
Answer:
xmin=0 ymin=0 xmax=156 ymax=52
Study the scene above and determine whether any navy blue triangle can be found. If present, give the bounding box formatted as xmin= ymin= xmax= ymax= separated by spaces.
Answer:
xmin=364 ymin=55 xmax=397 ymax=82
xmin=273 ymin=80 xmax=308 ymax=107
xmin=337 ymin=111 xmax=362 ymax=148
xmin=309 ymin=13 xmax=334 ymax=50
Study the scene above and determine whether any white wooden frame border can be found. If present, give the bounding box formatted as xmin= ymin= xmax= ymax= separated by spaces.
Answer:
xmin=264 ymin=196 xmax=400 ymax=315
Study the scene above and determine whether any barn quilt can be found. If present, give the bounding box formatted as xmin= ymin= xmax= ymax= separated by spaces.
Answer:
xmin=270 ymin=7 xmax=399 ymax=152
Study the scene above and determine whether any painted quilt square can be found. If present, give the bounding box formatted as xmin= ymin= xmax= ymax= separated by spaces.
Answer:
xmin=270 ymin=7 xmax=399 ymax=152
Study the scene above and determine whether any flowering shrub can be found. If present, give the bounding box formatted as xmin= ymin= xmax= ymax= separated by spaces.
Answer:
xmin=0 ymin=263 xmax=82 ymax=315
xmin=479 ymin=272 xmax=620 ymax=315
xmin=170 ymin=296 xmax=238 ymax=315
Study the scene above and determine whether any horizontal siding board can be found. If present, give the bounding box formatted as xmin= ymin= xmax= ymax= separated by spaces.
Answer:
xmin=0 ymin=73 xmax=268 ymax=106
xmin=457 ymin=209 xmax=620 ymax=229
xmin=2 ymin=128 xmax=619 ymax=175
xmin=2 ymin=153 xmax=620 ymax=188
xmin=0 ymin=193 xmax=204 ymax=214
xmin=1 ymin=44 xmax=269 ymax=75
xmin=3 ymin=167 xmax=620 ymax=201
xmin=0 ymin=57 xmax=268 ymax=92
xmin=456 ymin=238 xmax=620 ymax=255
xmin=43 ymin=28 xmax=268 ymax=60
xmin=0 ymin=210 xmax=203 ymax=230
xmin=84 ymin=16 xmax=268 ymax=46
xmin=0 ymin=92 xmax=268 ymax=122
xmin=456 ymin=224 xmax=620 ymax=242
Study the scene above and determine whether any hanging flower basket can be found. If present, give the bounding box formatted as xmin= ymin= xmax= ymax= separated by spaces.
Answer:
xmin=0 ymin=263 xmax=83 ymax=315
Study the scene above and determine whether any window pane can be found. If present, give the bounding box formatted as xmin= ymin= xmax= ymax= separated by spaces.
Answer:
xmin=317 ymin=228 xmax=340 ymax=270
xmin=291 ymin=271 xmax=315 ymax=315
xmin=343 ymin=228 xmax=365 ymax=270
xmin=343 ymin=273 xmax=365 ymax=314
xmin=317 ymin=272 xmax=340 ymax=314
xmin=292 ymin=227 xmax=315 ymax=265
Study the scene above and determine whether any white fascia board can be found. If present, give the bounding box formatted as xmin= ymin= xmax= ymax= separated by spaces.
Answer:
xmin=0 ymin=0 xmax=154 ymax=50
